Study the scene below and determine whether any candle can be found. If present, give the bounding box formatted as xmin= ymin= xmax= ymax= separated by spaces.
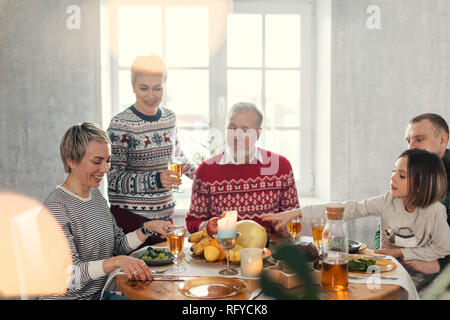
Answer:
xmin=240 ymin=248 xmax=263 ymax=277
xmin=217 ymin=210 xmax=237 ymax=238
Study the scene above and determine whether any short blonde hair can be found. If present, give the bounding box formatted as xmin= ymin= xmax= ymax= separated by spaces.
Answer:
xmin=60 ymin=122 xmax=111 ymax=173
xmin=131 ymin=55 xmax=167 ymax=87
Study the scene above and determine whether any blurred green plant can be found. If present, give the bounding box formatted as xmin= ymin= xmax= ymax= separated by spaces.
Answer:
xmin=260 ymin=243 xmax=320 ymax=300
xmin=190 ymin=134 xmax=225 ymax=166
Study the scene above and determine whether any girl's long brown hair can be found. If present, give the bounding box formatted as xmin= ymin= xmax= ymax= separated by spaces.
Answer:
xmin=401 ymin=148 xmax=447 ymax=209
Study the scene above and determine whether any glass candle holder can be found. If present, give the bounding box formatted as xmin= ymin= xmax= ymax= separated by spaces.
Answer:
xmin=240 ymin=248 xmax=263 ymax=278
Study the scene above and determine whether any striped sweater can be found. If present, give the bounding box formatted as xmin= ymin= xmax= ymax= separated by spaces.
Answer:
xmin=107 ymin=105 xmax=195 ymax=221
xmin=40 ymin=186 xmax=140 ymax=300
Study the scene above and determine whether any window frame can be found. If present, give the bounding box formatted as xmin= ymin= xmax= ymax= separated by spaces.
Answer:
xmin=104 ymin=0 xmax=316 ymax=197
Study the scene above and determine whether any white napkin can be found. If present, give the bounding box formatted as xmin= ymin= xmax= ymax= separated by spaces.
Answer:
xmin=100 ymin=268 xmax=125 ymax=300
xmin=347 ymin=256 xmax=419 ymax=300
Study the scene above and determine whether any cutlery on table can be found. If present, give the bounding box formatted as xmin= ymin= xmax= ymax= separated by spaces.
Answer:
xmin=248 ymin=288 xmax=262 ymax=300
xmin=151 ymin=268 xmax=168 ymax=274
xmin=151 ymin=276 xmax=198 ymax=281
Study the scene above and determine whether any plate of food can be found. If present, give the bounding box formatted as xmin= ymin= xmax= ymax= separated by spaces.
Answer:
xmin=179 ymin=276 xmax=247 ymax=299
xmin=348 ymin=255 xmax=397 ymax=273
xmin=132 ymin=246 xmax=175 ymax=266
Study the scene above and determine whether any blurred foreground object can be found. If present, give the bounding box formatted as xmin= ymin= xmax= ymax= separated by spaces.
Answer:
xmin=0 ymin=192 xmax=72 ymax=298
xmin=261 ymin=243 xmax=319 ymax=299
xmin=421 ymin=263 xmax=450 ymax=300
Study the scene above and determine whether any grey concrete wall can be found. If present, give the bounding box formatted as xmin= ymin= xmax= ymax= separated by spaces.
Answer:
xmin=330 ymin=0 xmax=450 ymax=247
xmin=0 ymin=0 xmax=102 ymax=202
xmin=1 ymin=0 xmax=449 ymax=249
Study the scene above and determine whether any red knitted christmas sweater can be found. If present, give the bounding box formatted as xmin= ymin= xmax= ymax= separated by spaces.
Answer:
xmin=185 ymin=149 xmax=300 ymax=234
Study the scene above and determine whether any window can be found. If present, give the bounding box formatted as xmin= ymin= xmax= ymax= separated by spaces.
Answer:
xmin=103 ymin=0 xmax=315 ymax=197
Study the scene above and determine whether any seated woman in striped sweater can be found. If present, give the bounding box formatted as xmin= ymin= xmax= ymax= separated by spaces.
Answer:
xmin=40 ymin=122 xmax=171 ymax=300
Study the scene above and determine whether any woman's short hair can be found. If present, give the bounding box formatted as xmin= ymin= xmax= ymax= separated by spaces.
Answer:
xmin=131 ymin=55 xmax=168 ymax=86
xmin=60 ymin=122 xmax=111 ymax=173
xmin=400 ymin=148 xmax=447 ymax=209
xmin=228 ymin=102 xmax=264 ymax=128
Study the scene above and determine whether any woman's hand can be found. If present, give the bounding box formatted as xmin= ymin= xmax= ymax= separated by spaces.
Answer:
xmin=374 ymin=248 xmax=403 ymax=259
xmin=145 ymin=220 xmax=173 ymax=238
xmin=260 ymin=210 xmax=301 ymax=237
xmin=160 ymin=170 xmax=182 ymax=189
xmin=105 ymin=256 xmax=152 ymax=281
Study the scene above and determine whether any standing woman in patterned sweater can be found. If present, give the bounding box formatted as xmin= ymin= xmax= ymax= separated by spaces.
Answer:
xmin=107 ymin=55 xmax=196 ymax=247
xmin=42 ymin=123 xmax=170 ymax=300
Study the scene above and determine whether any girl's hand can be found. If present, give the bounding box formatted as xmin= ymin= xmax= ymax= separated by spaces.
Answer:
xmin=374 ymin=248 xmax=403 ymax=258
xmin=260 ymin=211 xmax=301 ymax=237
xmin=160 ymin=170 xmax=182 ymax=189
xmin=115 ymin=256 xmax=152 ymax=281
xmin=144 ymin=220 xmax=173 ymax=238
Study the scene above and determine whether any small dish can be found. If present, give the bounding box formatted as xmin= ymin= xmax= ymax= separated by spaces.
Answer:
xmin=131 ymin=246 xmax=184 ymax=266
xmin=349 ymin=240 xmax=362 ymax=253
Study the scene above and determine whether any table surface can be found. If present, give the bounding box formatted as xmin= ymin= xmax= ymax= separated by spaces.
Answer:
xmin=116 ymin=235 xmax=405 ymax=300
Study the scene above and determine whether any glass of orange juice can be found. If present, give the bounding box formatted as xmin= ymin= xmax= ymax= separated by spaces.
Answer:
xmin=168 ymin=156 xmax=184 ymax=193
xmin=166 ymin=225 xmax=186 ymax=273
xmin=311 ymin=216 xmax=326 ymax=253
xmin=287 ymin=216 xmax=302 ymax=243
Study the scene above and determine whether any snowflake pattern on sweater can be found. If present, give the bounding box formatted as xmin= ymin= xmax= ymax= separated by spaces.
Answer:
xmin=185 ymin=149 xmax=300 ymax=233
xmin=107 ymin=105 xmax=195 ymax=220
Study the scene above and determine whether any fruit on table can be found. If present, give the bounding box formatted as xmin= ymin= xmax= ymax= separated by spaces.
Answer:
xmin=209 ymin=238 xmax=226 ymax=260
xmin=189 ymin=219 xmax=267 ymax=262
xmin=236 ymin=220 xmax=267 ymax=249
xmin=188 ymin=230 xmax=204 ymax=243
xmin=229 ymin=244 xmax=244 ymax=262
xmin=204 ymin=246 xmax=221 ymax=262
xmin=206 ymin=217 xmax=220 ymax=237
xmin=190 ymin=236 xmax=213 ymax=255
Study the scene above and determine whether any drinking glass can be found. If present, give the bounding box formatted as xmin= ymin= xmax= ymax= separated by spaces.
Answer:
xmin=215 ymin=232 xmax=241 ymax=276
xmin=311 ymin=216 xmax=326 ymax=254
xmin=287 ymin=216 xmax=302 ymax=243
xmin=168 ymin=156 xmax=184 ymax=193
xmin=166 ymin=225 xmax=186 ymax=273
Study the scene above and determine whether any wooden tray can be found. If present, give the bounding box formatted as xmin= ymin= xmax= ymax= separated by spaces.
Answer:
xmin=265 ymin=261 xmax=320 ymax=289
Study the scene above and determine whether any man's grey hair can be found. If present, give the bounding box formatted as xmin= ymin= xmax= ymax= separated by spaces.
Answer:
xmin=228 ymin=102 xmax=264 ymax=128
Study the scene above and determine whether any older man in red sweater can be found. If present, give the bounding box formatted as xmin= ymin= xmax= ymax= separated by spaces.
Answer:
xmin=185 ymin=102 xmax=300 ymax=235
